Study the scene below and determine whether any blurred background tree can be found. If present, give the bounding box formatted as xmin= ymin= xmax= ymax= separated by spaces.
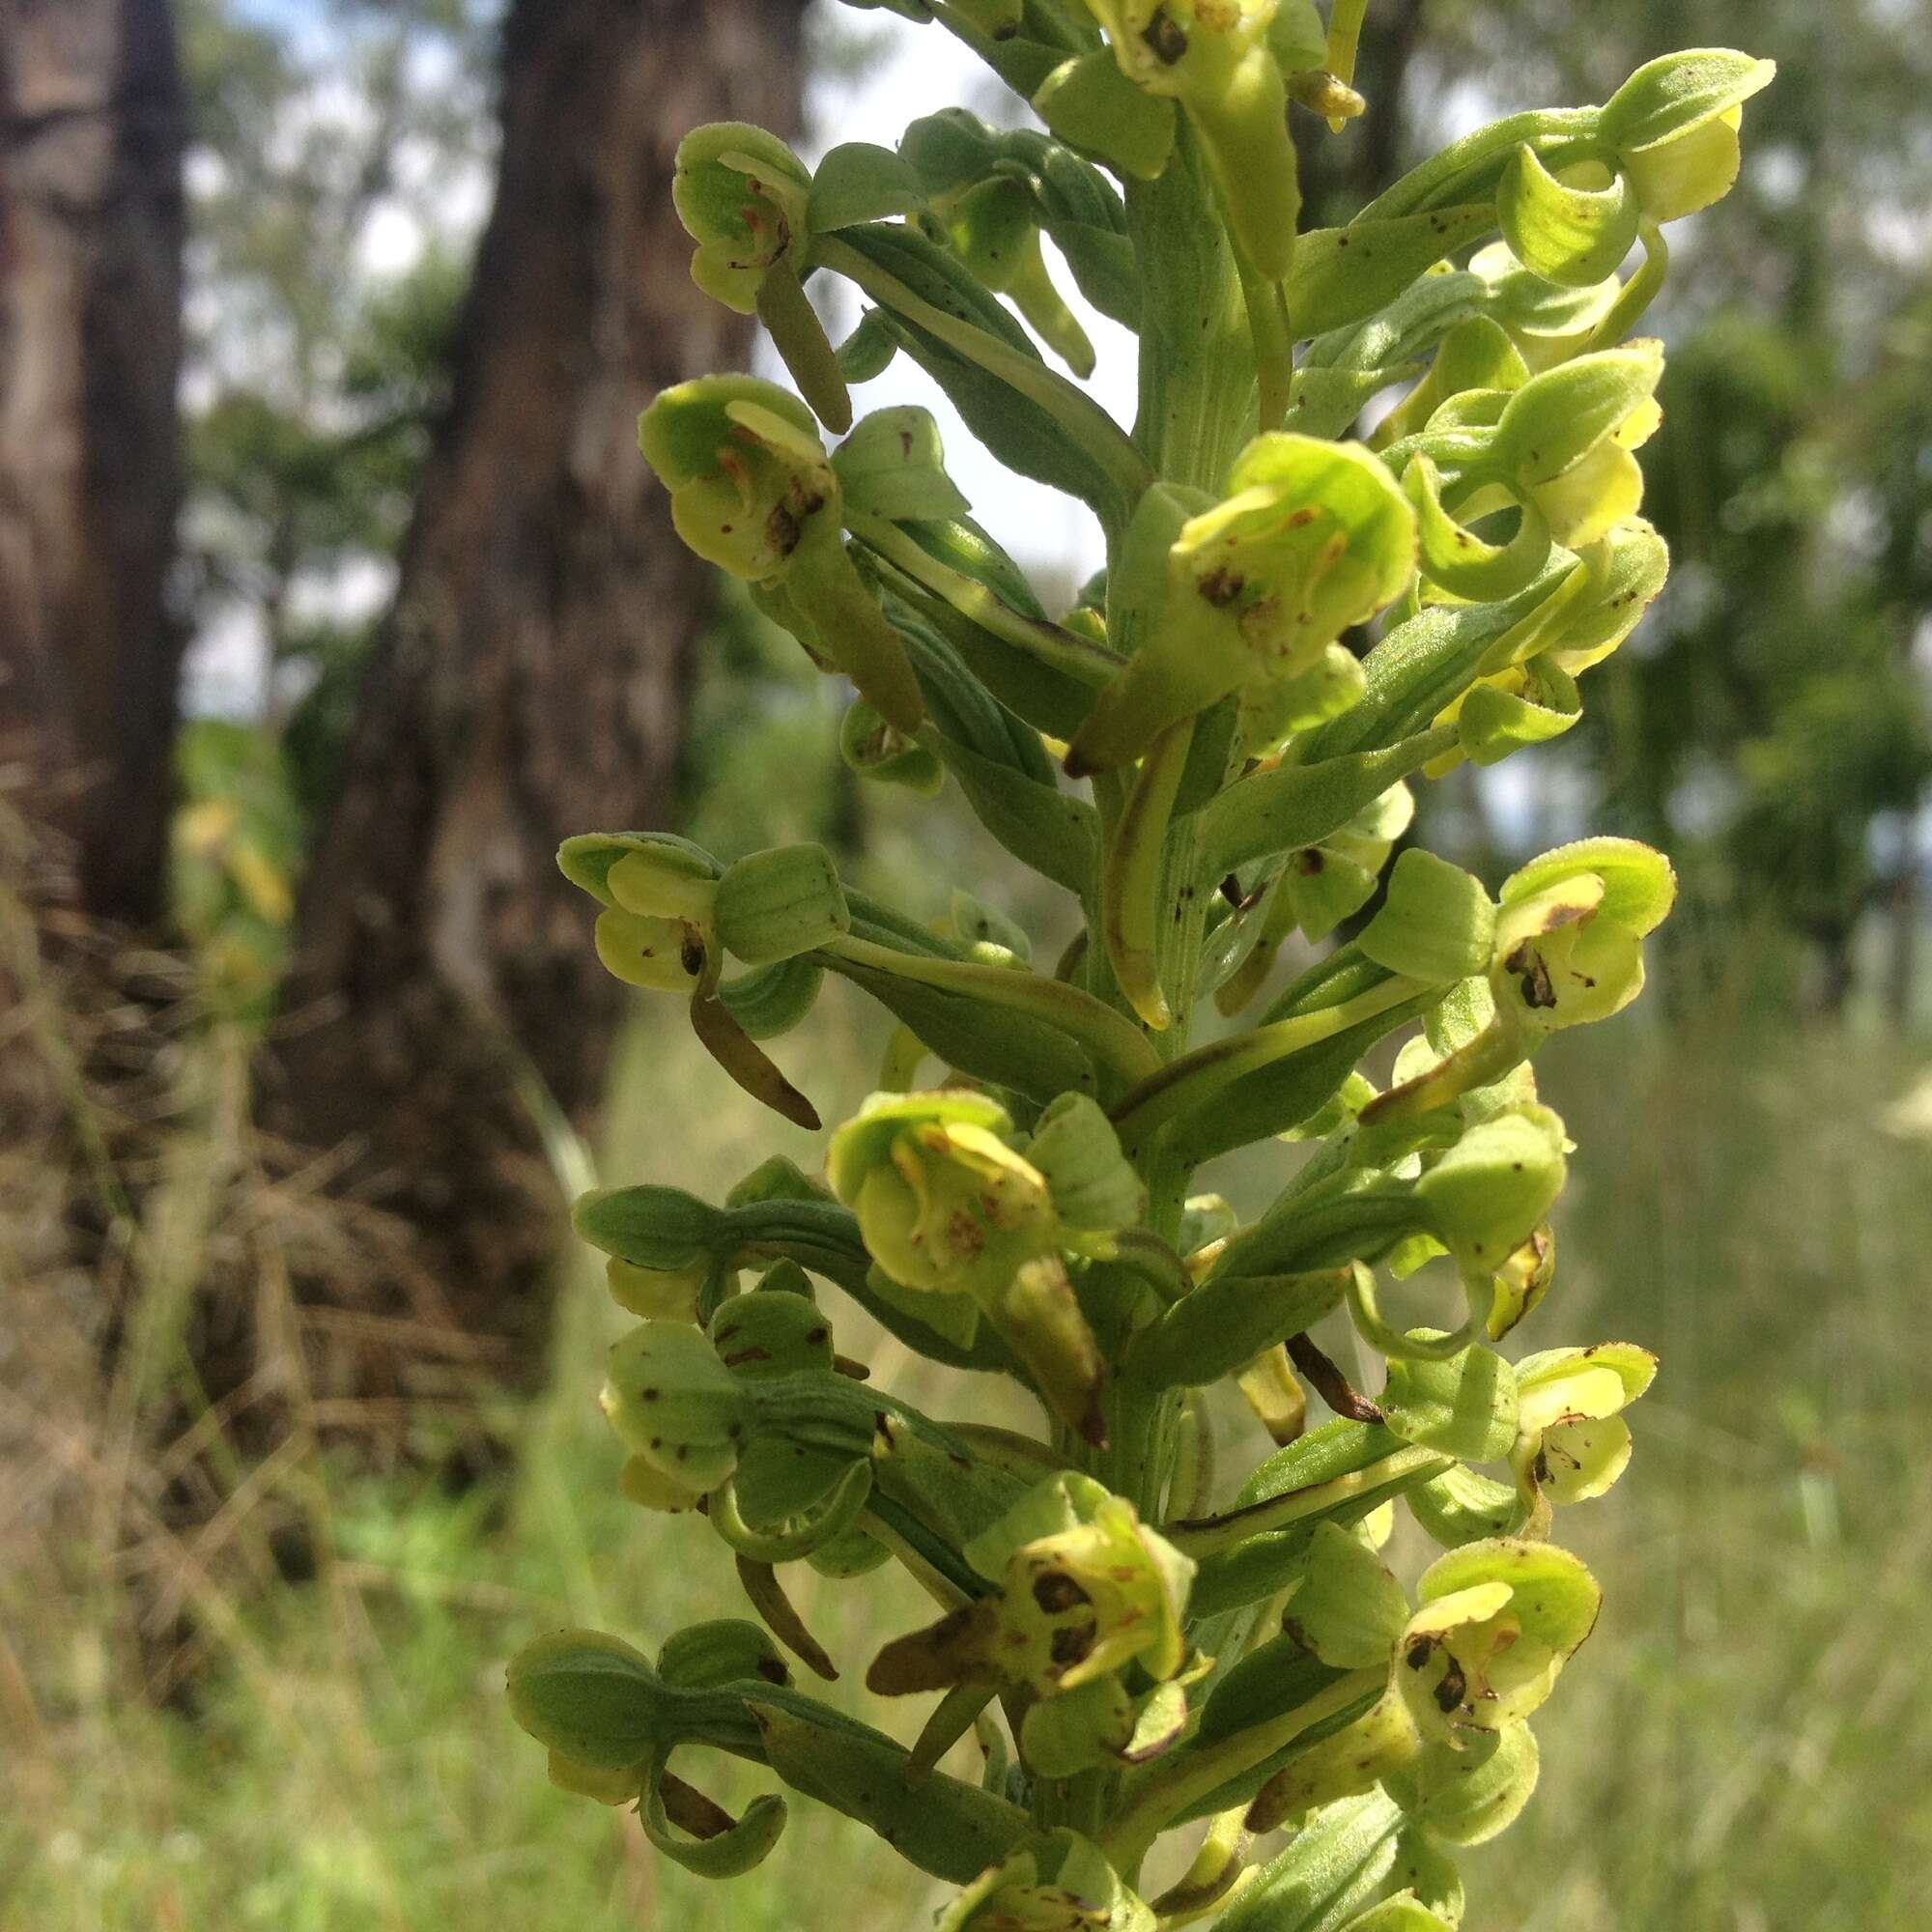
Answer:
xmin=0 ymin=0 xmax=185 ymax=927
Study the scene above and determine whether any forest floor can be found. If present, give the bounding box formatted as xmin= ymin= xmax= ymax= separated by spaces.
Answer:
xmin=5 ymin=1009 xmax=1930 ymax=1931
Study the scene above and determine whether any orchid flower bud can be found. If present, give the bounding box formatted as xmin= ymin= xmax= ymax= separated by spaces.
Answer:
xmin=1396 ymin=1538 xmax=1600 ymax=1743
xmin=639 ymin=376 xmax=923 ymax=734
xmin=1069 ymin=436 xmax=1415 ymax=774
xmin=869 ymin=1473 xmax=1195 ymax=1713
xmin=1600 ymin=49 xmax=1776 ymax=223
xmin=1490 ymin=837 xmax=1676 ymax=1038
xmin=671 ymin=124 xmax=851 ymax=431
xmin=1082 ymin=0 xmax=1299 ymax=279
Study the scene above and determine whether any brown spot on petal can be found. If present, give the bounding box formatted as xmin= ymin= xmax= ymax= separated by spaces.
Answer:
xmin=1141 ymin=7 xmax=1188 ymax=64
xmin=1032 ymin=1571 xmax=1093 ymax=1614
xmin=1050 ymin=1625 xmax=1095 ymax=1669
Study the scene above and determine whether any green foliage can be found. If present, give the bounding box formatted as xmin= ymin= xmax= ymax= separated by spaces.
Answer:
xmin=506 ymin=7 xmax=1772 ymax=1921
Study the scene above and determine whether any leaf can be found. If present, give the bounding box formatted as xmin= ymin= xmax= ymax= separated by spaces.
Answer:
xmin=747 ymin=1701 xmax=1030 ymax=1884
xmin=1287 ymin=205 xmax=1496 ymax=340
xmin=1216 ymin=1792 xmax=1408 ymax=1932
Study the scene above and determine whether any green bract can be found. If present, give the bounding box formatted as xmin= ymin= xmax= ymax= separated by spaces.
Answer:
xmin=510 ymin=15 xmax=1767 ymax=1924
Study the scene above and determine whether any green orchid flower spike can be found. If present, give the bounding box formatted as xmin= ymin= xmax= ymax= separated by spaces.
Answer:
xmin=517 ymin=15 xmax=1770 ymax=1923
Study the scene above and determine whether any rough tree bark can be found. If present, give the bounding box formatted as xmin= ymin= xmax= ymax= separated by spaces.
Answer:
xmin=264 ymin=0 xmax=806 ymax=1378
xmin=0 ymin=0 xmax=185 ymax=926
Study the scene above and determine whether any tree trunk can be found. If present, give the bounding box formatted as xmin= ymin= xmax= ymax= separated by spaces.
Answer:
xmin=263 ymin=0 xmax=805 ymax=1381
xmin=0 ymin=0 xmax=185 ymax=926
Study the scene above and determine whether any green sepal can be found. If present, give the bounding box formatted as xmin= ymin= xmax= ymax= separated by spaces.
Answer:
xmin=506 ymin=1629 xmax=664 ymax=1771
xmin=1379 ymin=1344 xmax=1520 ymax=1463
xmin=1355 ymin=850 xmax=1495 ymax=984
xmin=715 ymin=843 xmax=850 ymax=964
xmin=1026 ymin=1092 xmax=1145 ymax=1232
xmin=1598 ymin=48 xmax=1776 ymax=157
xmin=834 ymin=405 xmax=972 ymax=521
xmin=656 ymin=1618 xmax=793 ymax=1692
xmin=1406 ymin=1463 xmax=1523 ymax=1548
xmin=1020 ymin=1671 xmax=1136 ymax=1777
xmin=558 ymin=830 xmax=719 ymax=908
xmin=1415 ymin=1106 xmax=1567 ymax=1277
xmin=601 ymin=1321 xmax=749 ymax=1494
xmin=1491 ymin=341 xmax=1662 ymax=486
xmin=574 ymin=1182 xmax=723 ymax=1273
xmin=1456 ymin=657 xmax=1580 ymax=766
xmin=1034 ymin=48 xmax=1177 ymax=180
xmin=807 ymin=141 xmax=927 ymax=232
xmin=1280 ymin=1520 xmax=1410 ymax=1668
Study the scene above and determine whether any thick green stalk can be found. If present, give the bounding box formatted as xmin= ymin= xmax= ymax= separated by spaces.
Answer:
xmin=1125 ymin=122 xmax=1254 ymax=492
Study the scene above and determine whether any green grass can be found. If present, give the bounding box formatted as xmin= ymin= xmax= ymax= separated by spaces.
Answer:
xmin=6 ymin=1013 xmax=1929 ymax=1929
